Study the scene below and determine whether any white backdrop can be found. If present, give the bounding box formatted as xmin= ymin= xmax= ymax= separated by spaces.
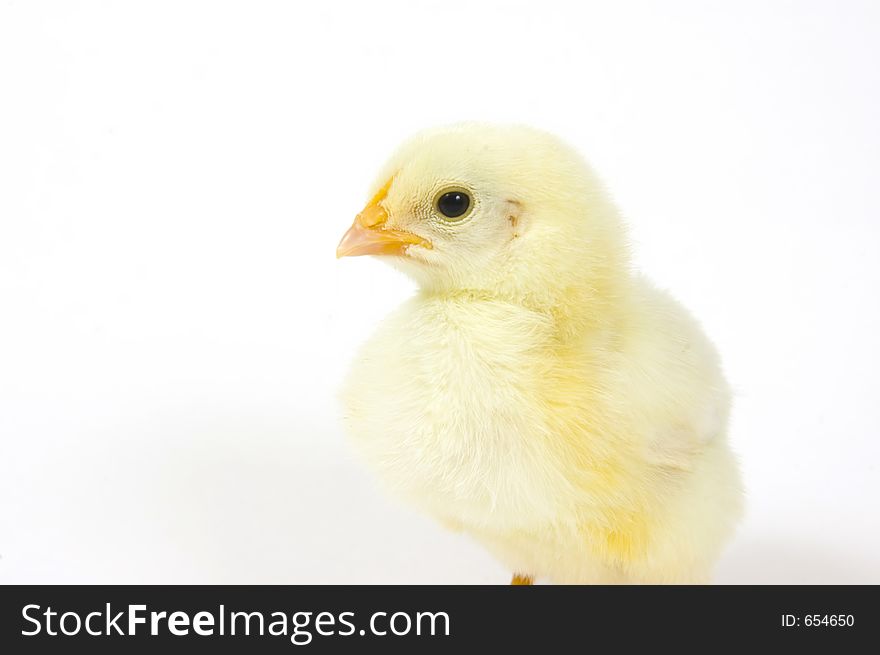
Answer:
xmin=2 ymin=1 xmax=879 ymax=584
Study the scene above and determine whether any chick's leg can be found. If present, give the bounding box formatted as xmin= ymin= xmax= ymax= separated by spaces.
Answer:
xmin=510 ymin=574 xmax=534 ymax=585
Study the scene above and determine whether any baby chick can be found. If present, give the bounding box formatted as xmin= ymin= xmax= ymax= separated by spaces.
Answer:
xmin=337 ymin=124 xmax=742 ymax=584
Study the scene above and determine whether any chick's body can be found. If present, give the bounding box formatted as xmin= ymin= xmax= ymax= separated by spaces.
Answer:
xmin=339 ymin=124 xmax=742 ymax=584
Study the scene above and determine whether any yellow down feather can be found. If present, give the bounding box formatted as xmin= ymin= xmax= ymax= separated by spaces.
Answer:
xmin=340 ymin=123 xmax=743 ymax=583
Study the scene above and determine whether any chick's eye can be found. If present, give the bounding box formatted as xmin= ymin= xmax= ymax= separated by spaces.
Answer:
xmin=436 ymin=191 xmax=471 ymax=219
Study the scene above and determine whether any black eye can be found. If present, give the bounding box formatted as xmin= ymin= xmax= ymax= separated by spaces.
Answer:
xmin=436 ymin=191 xmax=471 ymax=219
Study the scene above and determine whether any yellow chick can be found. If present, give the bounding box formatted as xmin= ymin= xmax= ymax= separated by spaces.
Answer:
xmin=337 ymin=124 xmax=743 ymax=584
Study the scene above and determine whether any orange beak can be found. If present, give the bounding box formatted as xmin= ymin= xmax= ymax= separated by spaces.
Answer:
xmin=336 ymin=178 xmax=432 ymax=258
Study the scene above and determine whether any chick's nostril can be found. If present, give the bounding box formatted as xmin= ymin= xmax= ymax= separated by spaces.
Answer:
xmin=356 ymin=203 xmax=388 ymax=228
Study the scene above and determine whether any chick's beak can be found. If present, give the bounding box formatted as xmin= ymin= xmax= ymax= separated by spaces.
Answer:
xmin=336 ymin=181 xmax=431 ymax=258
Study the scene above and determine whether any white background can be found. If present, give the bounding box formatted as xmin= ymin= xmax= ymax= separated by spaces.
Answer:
xmin=2 ymin=1 xmax=879 ymax=584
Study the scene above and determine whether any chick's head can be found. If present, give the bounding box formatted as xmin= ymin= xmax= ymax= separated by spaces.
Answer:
xmin=338 ymin=124 xmax=629 ymax=306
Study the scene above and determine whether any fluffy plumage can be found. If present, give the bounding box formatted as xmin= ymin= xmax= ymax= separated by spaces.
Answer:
xmin=338 ymin=123 xmax=743 ymax=584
